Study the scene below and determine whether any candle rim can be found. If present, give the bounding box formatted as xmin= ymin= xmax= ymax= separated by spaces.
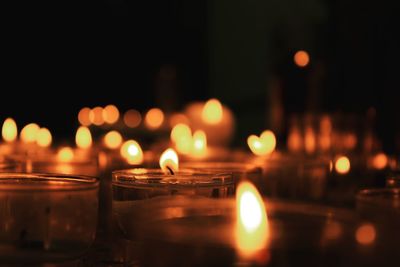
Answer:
xmin=0 ymin=172 xmax=99 ymax=191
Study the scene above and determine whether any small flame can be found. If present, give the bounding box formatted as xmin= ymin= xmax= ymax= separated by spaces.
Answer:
xmin=104 ymin=130 xmax=123 ymax=149
xmin=36 ymin=128 xmax=52 ymax=147
xmin=247 ymin=130 xmax=276 ymax=156
xmin=202 ymin=99 xmax=223 ymax=124
xmin=294 ymin=50 xmax=310 ymax=67
xmin=171 ymin=123 xmax=192 ymax=155
xmin=145 ymin=108 xmax=164 ymax=129
xmin=120 ymin=140 xmax=143 ymax=165
xmin=20 ymin=123 xmax=40 ymax=143
xmin=335 ymin=156 xmax=350 ymax=174
xmin=75 ymin=126 xmax=92 ymax=149
xmin=89 ymin=106 xmax=105 ymax=126
xmin=355 ymin=223 xmax=376 ymax=245
xmin=304 ymin=127 xmax=316 ymax=154
xmin=191 ymin=130 xmax=207 ymax=157
xmin=103 ymin=104 xmax=120 ymax=124
xmin=123 ymin=109 xmax=142 ymax=128
xmin=372 ymin=153 xmax=388 ymax=170
xmin=159 ymin=148 xmax=179 ymax=174
xmin=57 ymin=147 xmax=74 ymax=162
xmin=169 ymin=113 xmax=189 ymax=127
xmin=236 ymin=181 xmax=269 ymax=256
xmin=78 ymin=107 xmax=91 ymax=126
xmin=2 ymin=118 xmax=17 ymax=142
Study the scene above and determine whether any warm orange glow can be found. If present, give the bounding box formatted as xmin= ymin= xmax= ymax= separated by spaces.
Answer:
xmin=171 ymin=123 xmax=193 ymax=155
xmin=260 ymin=130 xmax=276 ymax=154
xmin=2 ymin=118 xmax=17 ymax=142
xmin=304 ymin=127 xmax=316 ymax=154
xmin=120 ymin=140 xmax=144 ymax=165
xmin=335 ymin=156 xmax=350 ymax=174
xmin=236 ymin=181 xmax=269 ymax=256
xmin=103 ymin=104 xmax=120 ymax=124
xmin=170 ymin=123 xmax=191 ymax=143
xmin=248 ymin=130 xmax=276 ymax=156
xmin=191 ymin=130 xmax=207 ymax=157
xmin=372 ymin=153 xmax=388 ymax=170
xmin=20 ymin=123 xmax=40 ymax=143
xmin=78 ymin=107 xmax=91 ymax=126
xmin=104 ymin=130 xmax=123 ymax=149
xmin=89 ymin=106 xmax=104 ymax=126
xmin=169 ymin=113 xmax=189 ymax=127
xmin=145 ymin=108 xmax=164 ymax=129
xmin=123 ymin=109 xmax=142 ymax=128
xmin=323 ymin=221 xmax=342 ymax=241
xmin=287 ymin=128 xmax=302 ymax=152
xmin=344 ymin=133 xmax=357 ymax=150
xmin=36 ymin=128 xmax=52 ymax=147
xmin=159 ymin=148 xmax=179 ymax=174
xmin=294 ymin=50 xmax=310 ymax=67
xmin=355 ymin=223 xmax=376 ymax=245
xmin=57 ymin=147 xmax=74 ymax=162
xmin=201 ymin=99 xmax=223 ymax=124
xmin=75 ymin=126 xmax=92 ymax=149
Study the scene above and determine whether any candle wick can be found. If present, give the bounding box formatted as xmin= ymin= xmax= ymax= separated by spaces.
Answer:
xmin=166 ymin=166 xmax=175 ymax=175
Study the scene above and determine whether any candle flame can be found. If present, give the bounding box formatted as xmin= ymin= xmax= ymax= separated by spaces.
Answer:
xmin=103 ymin=104 xmax=120 ymax=124
xmin=120 ymin=140 xmax=143 ymax=165
xmin=191 ymin=130 xmax=207 ymax=158
xmin=123 ymin=109 xmax=142 ymax=128
xmin=236 ymin=181 xmax=269 ymax=256
xmin=36 ymin=128 xmax=52 ymax=147
xmin=294 ymin=50 xmax=310 ymax=67
xmin=372 ymin=153 xmax=388 ymax=170
xmin=335 ymin=156 xmax=350 ymax=174
xmin=159 ymin=148 xmax=179 ymax=174
xmin=171 ymin=123 xmax=192 ymax=155
xmin=104 ymin=130 xmax=123 ymax=149
xmin=57 ymin=147 xmax=74 ymax=162
xmin=202 ymin=99 xmax=223 ymax=124
xmin=20 ymin=123 xmax=40 ymax=143
xmin=78 ymin=107 xmax=91 ymax=126
xmin=75 ymin=126 xmax=92 ymax=149
xmin=145 ymin=108 xmax=164 ymax=129
xmin=304 ymin=127 xmax=316 ymax=154
xmin=355 ymin=223 xmax=376 ymax=245
xmin=89 ymin=106 xmax=105 ymax=126
xmin=2 ymin=118 xmax=17 ymax=142
xmin=247 ymin=130 xmax=276 ymax=156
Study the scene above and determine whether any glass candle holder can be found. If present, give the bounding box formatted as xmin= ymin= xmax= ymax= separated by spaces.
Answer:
xmin=356 ymin=188 xmax=400 ymax=224
xmin=112 ymin=169 xmax=234 ymax=241
xmin=111 ymin=197 xmax=400 ymax=267
xmin=0 ymin=173 xmax=99 ymax=264
xmin=180 ymin=161 xmax=262 ymax=185
xmin=0 ymin=158 xmax=24 ymax=172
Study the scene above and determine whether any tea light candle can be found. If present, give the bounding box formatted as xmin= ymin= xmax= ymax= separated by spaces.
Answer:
xmin=0 ymin=173 xmax=99 ymax=264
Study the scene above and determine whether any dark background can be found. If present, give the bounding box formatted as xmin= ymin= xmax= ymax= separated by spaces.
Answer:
xmin=1 ymin=0 xmax=399 ymax=151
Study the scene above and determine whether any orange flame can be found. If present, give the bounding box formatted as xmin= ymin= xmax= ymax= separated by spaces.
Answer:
xmin=2 ymin=118 xmax=17 ymax=142
xmin=335 ymin=156 xmax=350 ymax=174
xmin=78 ymin=107 xmax=91 ymax=126
xmin=191 ymin=130 xmax=207 ymax=158
xmin=171 ymin=123 xmax=192 ymax=155
xmin=120 ymin=140 xmax=144 ymax=165
xmin=355 ymin=223 xmax=376 ymax=245
xmin=294 ymin=50 xmax=310 ymax=67
xmin=36 ymin=128 xmax=52 ymax=147
xmin=104 ymin=130 xmax=123 ymax=149
xmin=247 ymin=130 xmax=276 ymax=156
xmin=123 ymin=109 xmax=142 ymax=128
xmin=75 ymin=126 xmax=92 ymax=149
xmin=202 ymin=99 xmax=223 ymax=124
xmin=103 ymin=104 xmax=120 ymax=124
xmin=372 ymin=153 xmax=388 ymax=170
xmin=57 ymin=147 xmax=74 ymax=162
xmin=236 ymin=181 xmax=269 ymax=257
xmin=89 ymin=106 xmax=104 ymax=126
xmin=20 ymin=123 xmax=40 ymax=144
xmin=159 ymin=148 xmax=179 ymax=174
xmin=145 ymin=108 xmax=164 ymax=129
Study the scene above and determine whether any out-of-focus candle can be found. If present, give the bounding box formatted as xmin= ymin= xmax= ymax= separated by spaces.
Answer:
xmin=191 ymin=130 xmax=207 ymax=158
xmin=335 ymin=156 xmax=350 ymax=174
xmin=247 ymin=130 xmax=276 ymax=156
xmin=104 ymin=130 xmax=123 ymax=149
xmin=36 ymin=128 xmax=52 ymax=148
xmin=75 ymin=126 xmax=92 ymax=149
xmin=20 ymin=123 xmax=40 ymax=144
xmin=144 ymin=108 xmax=164 ymax=130
xmin=120 ymin=140 xmax=144 ymax=165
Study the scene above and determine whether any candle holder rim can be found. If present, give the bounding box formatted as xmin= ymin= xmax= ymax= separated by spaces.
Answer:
xmin=0 ymin=172 xmax=99 ymax=191
xmin=180 ymin=161 xmax=262 ymax=174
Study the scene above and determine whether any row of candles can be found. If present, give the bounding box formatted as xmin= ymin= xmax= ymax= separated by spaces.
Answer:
xmin=1 ymin=99 xmax=399 ymax=265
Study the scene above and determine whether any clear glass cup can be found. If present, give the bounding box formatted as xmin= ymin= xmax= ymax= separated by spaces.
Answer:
xmin=0 ymin=173 xmax=99 ymax=264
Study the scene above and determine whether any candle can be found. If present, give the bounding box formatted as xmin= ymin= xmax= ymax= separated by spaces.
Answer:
xmin=109 ymin=181 xmax=400 ymax=266
xmin=0 ymin=173 xmax=99 ymax=264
